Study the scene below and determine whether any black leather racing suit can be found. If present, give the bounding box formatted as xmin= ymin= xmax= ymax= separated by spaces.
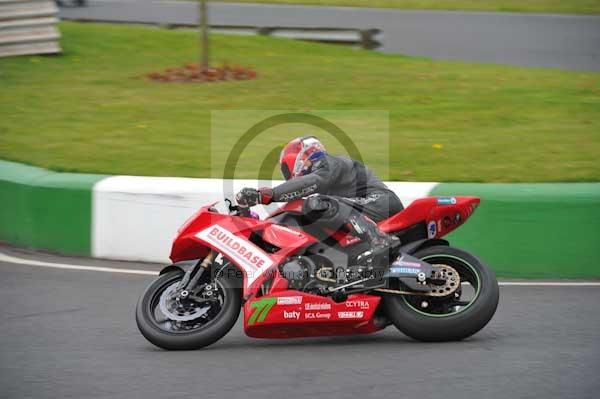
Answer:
xmin=271 ymin=154 xmax=403 ymax=229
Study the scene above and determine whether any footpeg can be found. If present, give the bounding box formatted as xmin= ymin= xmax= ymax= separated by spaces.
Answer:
xmin=331 ymin=290 xmax=347 ymax=303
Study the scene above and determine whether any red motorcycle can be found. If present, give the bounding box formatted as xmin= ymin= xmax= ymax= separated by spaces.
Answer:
xmin=136 ymin=196 xmax=499 ymax=350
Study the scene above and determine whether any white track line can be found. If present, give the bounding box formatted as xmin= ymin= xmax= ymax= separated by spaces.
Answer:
xmin=498 ymin=281 xmax=600 ymax=286
xmin=1 ymin=252 xmax=599 ymax=286
xmin=0 ymin=252 xmax=157 ymax=276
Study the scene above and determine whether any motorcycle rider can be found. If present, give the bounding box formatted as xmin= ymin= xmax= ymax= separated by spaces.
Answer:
xmin=236 ymin=136 xmax=404 ymax=258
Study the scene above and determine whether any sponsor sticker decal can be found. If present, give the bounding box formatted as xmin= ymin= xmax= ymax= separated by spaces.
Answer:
xmin=437 ymin=197 xmax=457 ymax=205
xmin=248 ymin=297 xmax=277 ymax=325
xmin=345 ymin=300 xmax=370 ymax=310
xmin=390 ymin=267 xmax=421 ymax=275
xmin=427 ymin=221 xmax=437 ymax=238
xmin=304 ymin=312 xmax=332 ymax=320
xmin=283 ymin=310 xmax=300 ymax=320
xmin=305 ymin=303 xmax=332 ymax=310
xmin=277 ymin=296 xmax=303 ymax=305
xmin=338 ymin=311 xmax=364 ymax=319
xmin=392 ymin=257 xmax=422 ymax=269
xmin=196 ymin=224 xmax=274 ymax=286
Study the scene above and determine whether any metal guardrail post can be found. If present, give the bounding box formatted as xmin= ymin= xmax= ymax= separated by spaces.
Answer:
xmin=360 ymin=29 xmax=381 ymax=50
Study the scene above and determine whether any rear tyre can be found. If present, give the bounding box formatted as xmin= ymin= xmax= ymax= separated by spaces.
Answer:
xmin=136 ymin=269 xmax=241 ymax=350
xmin=382 ymin=246 xmax=499 ymax=341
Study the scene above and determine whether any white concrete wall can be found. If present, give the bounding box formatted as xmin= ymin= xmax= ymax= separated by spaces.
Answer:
xmin=92 ymin=176 xmax=438 ymax=263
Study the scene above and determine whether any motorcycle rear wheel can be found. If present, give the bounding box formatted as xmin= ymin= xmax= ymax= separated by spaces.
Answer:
xmin=382 ymin=246 xmax=499 ymax=341
xmin=136 ymin=270 xmax=241 ymax=350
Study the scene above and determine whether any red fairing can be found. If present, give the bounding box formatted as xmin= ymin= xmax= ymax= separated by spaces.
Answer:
xmin=378 ymin=196 xmax=480 ymax=238
xmin=169 ymin=195 xmax=480 ymax=340
xmin=244 ymin=291 xmax=383 ymax=338
xmin=326 ymin=229 xmax=361 ymax=247
xmin=170 ymin=205 xmax=317 ymax=297
xmin=262 ymin=224 xmax=316 ymax=250
xmin=268 ymin=199 xmax=304 ymax=217
xmin=170 ymin=205 xmax=268 ymax=264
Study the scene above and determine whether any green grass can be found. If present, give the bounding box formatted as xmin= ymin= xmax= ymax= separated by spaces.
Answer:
xmin=1 ymin=22 xmax=599 ymax=182
xmin=222 ymin=0 xmax=600 ymax=15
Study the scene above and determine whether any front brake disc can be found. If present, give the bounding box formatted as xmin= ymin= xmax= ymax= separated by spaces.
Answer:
xmin=159 ymin=282 xmax=210 ymax=322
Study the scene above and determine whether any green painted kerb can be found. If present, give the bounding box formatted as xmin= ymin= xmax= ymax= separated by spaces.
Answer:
xmin=431 ymin=183 xmax=600 ymax=279
xmin=0 ymin=160 xmax=106 ymax=255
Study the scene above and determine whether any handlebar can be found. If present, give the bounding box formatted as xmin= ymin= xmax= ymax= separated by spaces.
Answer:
xmin=224 ymin=198 xmax=252 ymax=218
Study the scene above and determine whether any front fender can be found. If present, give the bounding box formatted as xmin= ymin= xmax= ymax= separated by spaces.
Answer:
xmin=159 ymin=259 xmax=201 ymax=275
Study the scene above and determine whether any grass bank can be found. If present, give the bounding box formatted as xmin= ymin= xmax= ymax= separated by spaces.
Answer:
xmin=0 ymin=22 xmax=599 ymax=182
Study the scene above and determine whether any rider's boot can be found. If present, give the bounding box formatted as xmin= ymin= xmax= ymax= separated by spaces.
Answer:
xmin=346 ymin=212 xmax=401 ymax=263
xmin=302 ymin=195 xmax=401 ymax=262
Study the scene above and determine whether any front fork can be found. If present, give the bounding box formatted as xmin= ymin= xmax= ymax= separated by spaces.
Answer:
xmin=176 ymin=251 xmax=216 ymax=298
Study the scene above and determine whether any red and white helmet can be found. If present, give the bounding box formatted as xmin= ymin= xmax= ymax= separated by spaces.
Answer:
xmin=279 ymin=136 xmax=326 ymax=180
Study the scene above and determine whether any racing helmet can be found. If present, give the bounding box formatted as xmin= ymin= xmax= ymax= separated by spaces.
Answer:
xmin=279 ymin=136 xmax=326 ymax=180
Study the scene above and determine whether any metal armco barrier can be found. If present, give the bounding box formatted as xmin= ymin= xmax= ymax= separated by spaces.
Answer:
xmin=62 ymin=17 xmax=381 ymax=50
xmin=211 ymin=25 xmax=380 ymax=50
xmin=0 ymin=0 xmax=61 ymax=57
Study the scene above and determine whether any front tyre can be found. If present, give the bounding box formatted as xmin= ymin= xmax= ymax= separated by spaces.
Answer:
xmin=136 ymin=270 xmax=241 ymax=350
xmin=382 ymin=246 xmax=499 ymax=342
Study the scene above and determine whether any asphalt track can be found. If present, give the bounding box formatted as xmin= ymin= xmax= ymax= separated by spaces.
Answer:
xmin=1 ymin=246 xmax=599 ymax=399
xmin=60 ymin=0 xmax=600 ymax=71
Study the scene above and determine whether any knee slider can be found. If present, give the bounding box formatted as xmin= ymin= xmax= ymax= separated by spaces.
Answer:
xmin=303 ymin=195 xmax=337 ymax=223
xmin=303 ymin=195 xmax=329 ymax=213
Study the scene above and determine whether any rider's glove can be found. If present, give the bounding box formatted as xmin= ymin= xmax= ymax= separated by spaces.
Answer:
xmin=258 ymin=187 xmax=274 ymax=205
xmin=236 ymin=187 xmax=274 ymax=207
xmin=236 ymin=188 xmax=260 ymax=207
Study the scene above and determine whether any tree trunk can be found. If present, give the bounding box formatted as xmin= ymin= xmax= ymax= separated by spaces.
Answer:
xmin=199 ymin=0 xmax=209 ymax=70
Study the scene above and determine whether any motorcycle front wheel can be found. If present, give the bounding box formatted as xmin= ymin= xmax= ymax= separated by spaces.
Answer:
xmin=382 ymin=245 xmax=499 ymax=341
xmin=136 ymin=269 xmax=241 ymax=350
